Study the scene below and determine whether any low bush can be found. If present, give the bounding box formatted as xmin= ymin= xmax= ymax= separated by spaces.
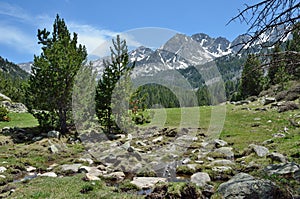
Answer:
xmin=0 ymin=105 xmax=9 ymax=121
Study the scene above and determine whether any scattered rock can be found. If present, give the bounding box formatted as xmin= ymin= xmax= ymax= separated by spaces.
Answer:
xmin=267 ymin=152 xmax=287 ymax=163
xmin=38 ymin=172 xmax=57 ymax=177
xmin=25 ymin=166 xmax=36 ymax=172
xmin=278 ymin=101 xmax=299 ymax=113
xmin=263 ymin=97 xmax=276 ymax=105
xmin=79 ymin=166 xmax=104 ymax=177
xmin=47 ymin=130 xmax=60 ymax=139
xmin=264 ymin=162 xmax=300 ymax=178
xmin=131 ymin=177 xmax=167 ymax=189
xmin=212 ymin=166 xmax=232 ymax=173
xmin=127 ymin=146 xmax=134 ymax=152
xmin=212 ymin=139 xmax=228 ymax=148
xmin=182 ymin=158 xmax=191 ymax=164
xmin=105 ymin=171 xmax=125 ymax=181
xmin=60 ymin=164 xmax=82 ymax=174
xmin=218 ymin=173 xmax=292 ymax=199
xmin=212 ymin=147 xmax=234 ymax=160
xmin=235 ymin=100 xmax=251 ymax=105
xmin=272 ymin=133 xmax=286 ymax=138
xmin=262 ymin=139 xmax=274 ymax=145
xmin=249 ymin=144 xmax=269 ymax=157
xmin=136 ymin=141 xmax=147 ymax=147
xmin=209 ymin=159 xmax=235 ymax=166
xmin=84 ymin=173 xmax=100 ymax=181
xmin=47 ymin=163 xmax=59 ymax=171
xmin=78 ymin=157 xmax=94 ymax=165
xmin=165 ymin=128 xmax=177 ymax=137
xmin=48 ymin=144 xmax=59 ymax=154
xmin=191 ymin=172 xmax=211 ymax=187
xmin=1 ymin=101 xmax=27 ymax=113
xmin=32 ymin=136 xmax=43 ymax=142
xmin=152 ymin=136 xmax=163 ymax=143
xmin=0 ymin=167 xmax=7 ymax=173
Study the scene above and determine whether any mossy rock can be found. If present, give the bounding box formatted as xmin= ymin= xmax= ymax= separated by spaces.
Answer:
xmin=136 ymin=168 xmax=157 ymax=177
xmin=146 ymin=182 xmax=204 ymax=199
xmin=176 ymin=165 xmax=196 ymax=175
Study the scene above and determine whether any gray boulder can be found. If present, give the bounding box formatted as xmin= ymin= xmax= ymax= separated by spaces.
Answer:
xmin=61 ymin=164 xmax=82 ymax=173
xmin=84 ymin=173 xmax=100 ymax=181
xmin=47 ymin=130 xmax=60 ymax=139
xmin=104 ymin=171 xmax=125 ymax=181
xmin=79 ymin=166 xmax=104 ymax=177
xmin=264 ymin=162 xmax=299 ymax=179
xmin=1 ymin=101 xmax=28 ymax=113
xmin=210 ymin=159 xmax=235 ymax=166
xmin=48 ymin=144 xmax=59 ymax=154
xmin=0 ymin=166 xmax=7 ymax=173
xmin=130 ymin=177 xmax=167 ymax=189
xmin=249 ymin=144 xmax=269 ymax=157
xmin=217 ymin=173 xmax=291 ymax=199
xmin=191 ymin=172 xmax=211 ymax=187
xmin=263 ymin=97 xmax=276 ymax=105
xmin=212 ymin=147 xmax=234 ymax=160
xmin=152 ymin=136 xmax=163 ymax=143
xmin=38 ymin=172 xmax=57 ymax=177
xmin=267 ymin=152 xmax=287 ymax=163
xmin=212 ymin=139 xmax=228 ymax=148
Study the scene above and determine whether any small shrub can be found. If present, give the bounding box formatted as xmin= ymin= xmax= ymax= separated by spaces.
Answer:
xmin=0 ymin=106 xmax=9 ymax=121
xmin=80 ymin=184 xmax=94 ymax=194
xmin=31 ymin=110 xmax=58 ymax=132
xmin=131 ymin=111 xmax=152 ymax=125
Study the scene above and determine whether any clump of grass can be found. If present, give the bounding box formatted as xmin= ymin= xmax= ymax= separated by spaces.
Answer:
xmin=176 ymin=165 xmax=195 ymax=175
xmin=118 ymin=179 xmax=140 ymax=192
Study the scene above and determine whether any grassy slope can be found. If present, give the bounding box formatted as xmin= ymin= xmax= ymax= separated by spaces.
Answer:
xmin=0 ymin=113 xmax=38 ymax=129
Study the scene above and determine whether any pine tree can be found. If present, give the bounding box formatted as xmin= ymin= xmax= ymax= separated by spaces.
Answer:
xmin=268 ymin=44 xmax=283 ymax=85
xmin=95 ymin=35 xmax=135 ymax=133
xmin=240 ymin=54 xmax=263 ymax=98
xmin=27 ymin=15 xmax=87 ymax=134
xmin=72 ymin=63 xmax=97 ymax=131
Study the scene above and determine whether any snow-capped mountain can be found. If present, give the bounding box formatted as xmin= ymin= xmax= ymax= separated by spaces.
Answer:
xmin=19 ymin=29 xmax=289 ymax=78
xmin=92 ymin=33 xmax=228 ymax=77
xmin=191 ymin=33 xmax=232 ymax=57
xmin=18 ymin=62 xmax=33 ymax=74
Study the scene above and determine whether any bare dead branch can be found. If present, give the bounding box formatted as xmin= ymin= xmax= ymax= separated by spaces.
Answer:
xmin=229 ymin=0 xmax=300 ymax=51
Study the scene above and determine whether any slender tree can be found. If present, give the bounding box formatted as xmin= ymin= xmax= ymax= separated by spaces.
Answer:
xmin=72 ymin=63 xmax=97 ymax=131
xmin=268 ymin=44 xmax=284 ymax=85
xmin=95 ymin=35 xmax=135 ymax=133
xmin=27 ymin=15 xmax=87 ymax=134
xmin=230 ymin=0 xmax=300 ymax=49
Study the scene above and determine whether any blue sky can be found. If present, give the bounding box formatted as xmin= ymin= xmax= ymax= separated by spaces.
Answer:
xmin=0 ymin=0 xmax=258 ymax=63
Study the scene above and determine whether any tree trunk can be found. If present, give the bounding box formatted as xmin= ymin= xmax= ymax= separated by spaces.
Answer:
xmin=59 ymin=108 xmax=68 ymax=136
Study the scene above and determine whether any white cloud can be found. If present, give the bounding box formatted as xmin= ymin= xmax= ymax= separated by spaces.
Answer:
xmin=0 ymin=3 xmax=144 ymax=61
xmin=0 ymin=2 xmax=31 ymax=22
xmin=69 ymin=23 xmax=118 ymax=56
xmin=0 ymin=23 xmax=39 ymax=54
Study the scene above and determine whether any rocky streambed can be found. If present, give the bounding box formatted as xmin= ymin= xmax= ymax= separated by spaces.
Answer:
xmin=0 ymin=126 xmax=299 ymax=198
